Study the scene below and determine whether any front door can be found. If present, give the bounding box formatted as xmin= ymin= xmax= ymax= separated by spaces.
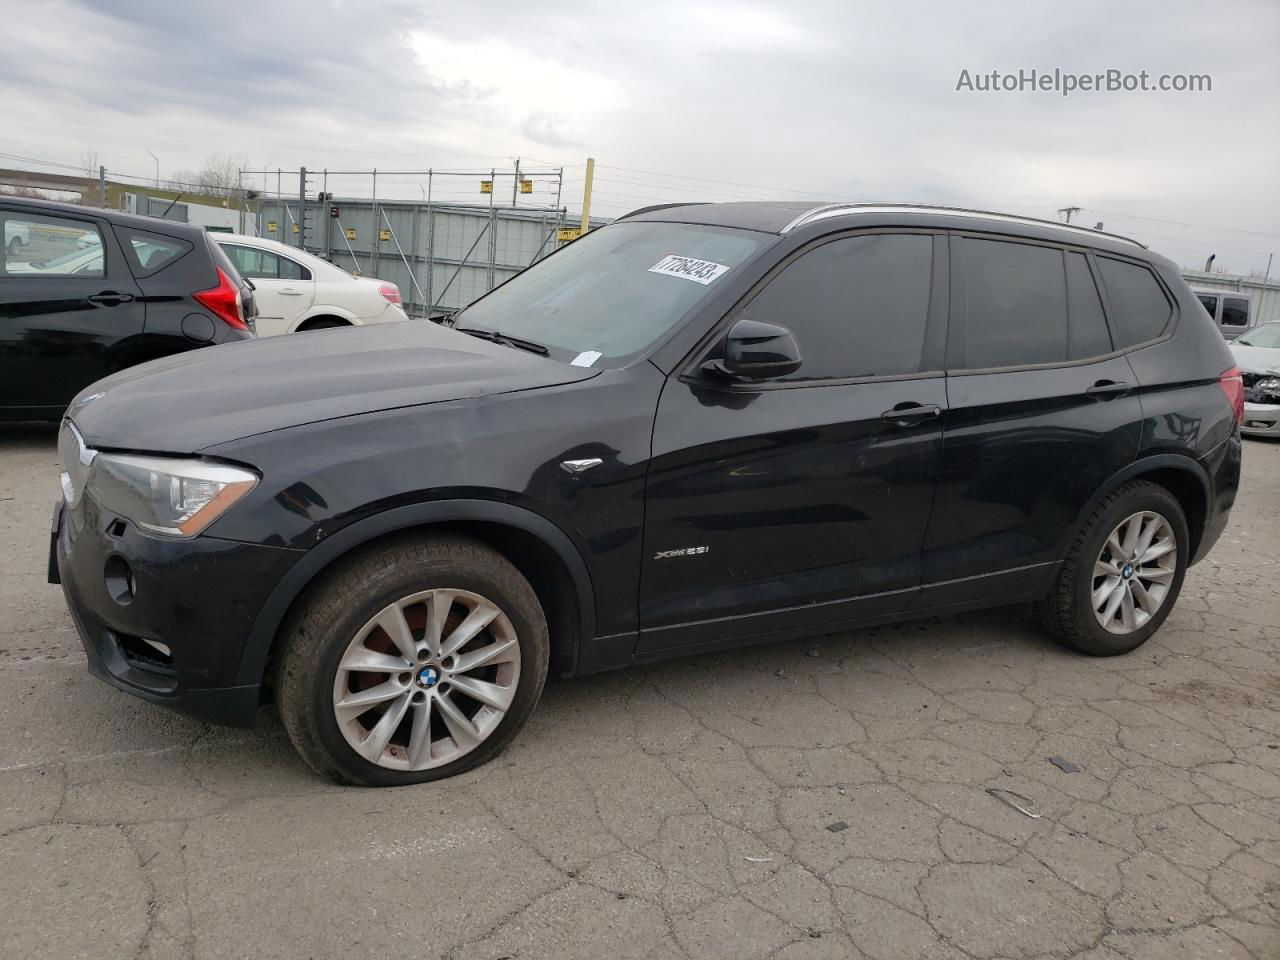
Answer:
xmin=0 ymin=207 xmax=144 ymax=414
xmin=638 ymin=231 xmax=948 ymax=652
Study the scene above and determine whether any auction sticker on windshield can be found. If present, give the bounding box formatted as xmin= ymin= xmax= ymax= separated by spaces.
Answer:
xmin=648 ymin=254 xmax=731 ymax=285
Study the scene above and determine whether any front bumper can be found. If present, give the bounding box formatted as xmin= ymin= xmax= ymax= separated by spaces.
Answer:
xmin=1241 ymin=401 xmax=1280 ymax=437
xmin=53 ymin=496 xmax=302 ymax=727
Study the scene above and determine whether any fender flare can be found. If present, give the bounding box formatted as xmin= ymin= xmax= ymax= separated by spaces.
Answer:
xmin=233 ymin=499 xmax=597 ymax=686
xmin=289 ymin=304 xmax=361 ymax=332
xmin=1058 ymin=453 xmax=1211 ymax=563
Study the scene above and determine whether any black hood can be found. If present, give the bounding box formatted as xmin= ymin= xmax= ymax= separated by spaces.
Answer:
xmin=69 ymin=321 xmax=600 ymax=452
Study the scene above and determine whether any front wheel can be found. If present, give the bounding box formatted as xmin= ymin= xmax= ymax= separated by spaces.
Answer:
xmin=276 ymin=534 xmax=549 ymax=785
xmin=1036 ymin=480 xmax=1189 ymax=656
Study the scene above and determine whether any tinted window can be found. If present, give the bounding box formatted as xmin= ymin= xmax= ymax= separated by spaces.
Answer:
xmin=221 ymin=243 xmax=311 ymax=281
xmin=959 ymin=238 xmax=1067 ymax=368
xmin=1096 ymin=257 xmax=1172 ymax=346
xmin=1222 ymin=297 xmax=1249 ymax=327
xmin=1065 ymin=252 xmax=1113 ymax=359
xmin=1 ymin=211 xmax=104 ymax=277
xmin=741 ymin=233 xmax=933 ymax=380
xmin=118 ymin=229 xmax=191 ymax=277
xmin=1196 ymin=293 xmax=1219 ymax=319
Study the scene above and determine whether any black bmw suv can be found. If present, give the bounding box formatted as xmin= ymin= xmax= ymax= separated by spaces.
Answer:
xmin=51 ymin=202 xmax=1241 ymax=786
xmin=1 ymin=196 xmax=255 ymax=420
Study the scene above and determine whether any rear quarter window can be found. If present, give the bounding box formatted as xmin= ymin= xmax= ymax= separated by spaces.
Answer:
xmin=1096 ymin=257 xmax=1172 ymax=347
xmin=116 ymin=228 xmax=192 ymax=278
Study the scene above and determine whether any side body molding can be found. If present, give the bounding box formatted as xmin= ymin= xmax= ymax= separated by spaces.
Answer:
xmin=233 ymin=499 xmax=598 ymax=687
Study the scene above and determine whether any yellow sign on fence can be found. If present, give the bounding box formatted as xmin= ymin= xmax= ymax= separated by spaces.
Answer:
xmin=291 ymin=223 xmax=300 ymax=234
xmin=557 ymin=227 xmax=582 ymax=243
xmin=520 ymin=179 xmax=533 ymax=194
xmin=379 ymin=228 xmax=391 ymax=242
xmin=345 ymin=227 xmax=357 ymax=241
xmin=266 ymin=220 xmax=277 ymax=232
xmin=480 ymin=180 xmax=493 ymax=194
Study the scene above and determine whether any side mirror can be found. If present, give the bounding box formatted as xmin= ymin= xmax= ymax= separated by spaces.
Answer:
xmin=705 ymin=318 xmax=802 ymax=380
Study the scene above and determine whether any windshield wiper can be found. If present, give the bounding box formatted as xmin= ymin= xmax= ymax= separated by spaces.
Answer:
xmin=454 ymin=326 xmax=549 ymax=356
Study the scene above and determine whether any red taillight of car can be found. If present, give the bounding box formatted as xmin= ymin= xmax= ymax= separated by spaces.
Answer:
xmin=193 ymin=268 xmax=247 ymax=331
xmin=1218 ymin=366 xmax=1244 ymax=424
xmin=378 ymin=283 xmax=402 ymax=306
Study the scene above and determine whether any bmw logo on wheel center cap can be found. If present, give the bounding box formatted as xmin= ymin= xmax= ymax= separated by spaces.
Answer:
xmin=417 ymin=666 xmax=440 ymax=688
xmin=1121 ymin=563 xmax=1134 ymax=579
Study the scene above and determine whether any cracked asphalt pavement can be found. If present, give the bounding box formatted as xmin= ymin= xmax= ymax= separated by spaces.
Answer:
xmin=2 ymin=422 xmax=1278 ymax=960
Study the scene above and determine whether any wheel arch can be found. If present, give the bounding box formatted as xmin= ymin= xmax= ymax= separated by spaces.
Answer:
xmin=1061 ymin=454 xmax=1211 ymax=564
xmin=236 ymin=499 xmax=596 ymax=692
xmin=292 ymin=309 xmax=357 ymax=332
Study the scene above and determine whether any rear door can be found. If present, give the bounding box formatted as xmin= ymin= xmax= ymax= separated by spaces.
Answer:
xmin=218 ymin=242 xmax=314 ymax=335
xmin=638 ymin=231 xmax=948 ymax=652
xmin=918 ymin=235 xmax=1142 ymax=606
xmin=0 ymin=207 xmax=144 ymax=414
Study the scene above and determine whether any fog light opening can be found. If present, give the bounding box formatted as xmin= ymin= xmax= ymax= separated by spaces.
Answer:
xmin=104 ymin=556 xmax=135 ymax=605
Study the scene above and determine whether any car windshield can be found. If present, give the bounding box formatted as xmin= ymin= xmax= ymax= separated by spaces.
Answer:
xmin=1237 ymin=322 xmax=1280 ymax=349
xmin=453 ymin=221 xmax=770 ymax=366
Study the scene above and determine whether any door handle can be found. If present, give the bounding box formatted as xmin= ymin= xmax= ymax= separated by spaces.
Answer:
xmin=87 ymin=292 xmax=135 ymax=306
xmin=880 ymin=402 xmax=942 ymax=425
xmin=1085 ymin=379 xmax=1131 ymax=399
xmin=279 ymin=288 xmax=303 ymax=296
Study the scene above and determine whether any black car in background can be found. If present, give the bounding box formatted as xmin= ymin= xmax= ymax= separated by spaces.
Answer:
xmin=51 ymin=201 xmax=1242 ymax=786
xmin=0 ymin=196 xmax=255 ymax=421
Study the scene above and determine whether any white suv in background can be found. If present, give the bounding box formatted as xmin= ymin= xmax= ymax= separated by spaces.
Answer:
xmin=215 ymin=234 xmax=408 ymax=336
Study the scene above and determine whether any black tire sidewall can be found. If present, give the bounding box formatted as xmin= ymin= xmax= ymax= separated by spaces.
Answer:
xmin=302 ymin=554 xmax=547 ymax=787
xmin=1069 ymin=485 xmax=1189 ymax=655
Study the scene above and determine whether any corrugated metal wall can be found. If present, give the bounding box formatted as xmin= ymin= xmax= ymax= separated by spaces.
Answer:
xmin=1181 ymin=269 xmax=1280 ymax=327
xmin=253 ymin=199 xmax=569 ymax=317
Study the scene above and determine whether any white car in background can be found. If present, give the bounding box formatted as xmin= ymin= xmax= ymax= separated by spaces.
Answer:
xmin=1230 ymin=321 xmax=1280 ymax=437
xmin=214 ymin=234 xmax=408 ymax=336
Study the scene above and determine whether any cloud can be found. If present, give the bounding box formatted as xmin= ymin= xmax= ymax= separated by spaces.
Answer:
xmin=0 ymin=0 xmax=1275 ymax=272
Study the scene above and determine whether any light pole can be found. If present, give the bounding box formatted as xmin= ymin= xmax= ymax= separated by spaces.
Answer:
xmin=146 ymin=151 xmax=159 ymax=188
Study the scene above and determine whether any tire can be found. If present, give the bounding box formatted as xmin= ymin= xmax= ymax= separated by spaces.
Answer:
xmin=7 ymin=236 xmax=21 ymax=256
xmin=276 ymin=533 xmax=549 ymax=786
xmin=1036 ymin=480 xmax=1189 ymax=656
xmin=297 ymin=317 xmax=347 ymax=331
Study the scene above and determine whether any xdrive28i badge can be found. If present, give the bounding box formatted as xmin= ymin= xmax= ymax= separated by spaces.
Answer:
xmin=654 ymin=546 xmax=710 ymax=560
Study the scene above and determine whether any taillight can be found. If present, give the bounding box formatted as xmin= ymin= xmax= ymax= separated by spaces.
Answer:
xmin=193 ymin=268 xmax=247 ymax=331
xmin=378 ymin=283 xmax=401 ymax=306
xmin=1218 ymin=366 xmax=1244 ymax=425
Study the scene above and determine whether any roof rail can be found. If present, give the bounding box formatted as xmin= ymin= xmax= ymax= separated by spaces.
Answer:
xmin=780 ymin=202 xmax=1146 ymax=248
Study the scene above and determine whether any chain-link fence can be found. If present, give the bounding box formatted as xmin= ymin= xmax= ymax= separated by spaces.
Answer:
xmin=238 ymin=167 xmax=577 ymax=318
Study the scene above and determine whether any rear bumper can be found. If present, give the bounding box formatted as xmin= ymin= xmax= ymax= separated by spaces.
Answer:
xmin=1191 ymin=431 xmax=1242 ymax=565
xmin=53 ymin=497 xmax=301 ymax=727
xmin=1241 ymin=401 xmax=1280 ymax=437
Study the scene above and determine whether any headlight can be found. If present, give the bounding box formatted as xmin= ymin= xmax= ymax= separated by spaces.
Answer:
xmin=87 ymin=453 xmax=258 ymax=538
xmin=1257 ymin=378 xmax=1280 ymax=392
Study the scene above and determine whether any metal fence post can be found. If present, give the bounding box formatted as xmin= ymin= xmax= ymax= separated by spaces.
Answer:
xmin=371 ymin=168 xmax=378 ymax=277
xmin=297 ymin=166 xmax=307 ymax=249
xmin=424 ymin=169 xmax=434 ymax=315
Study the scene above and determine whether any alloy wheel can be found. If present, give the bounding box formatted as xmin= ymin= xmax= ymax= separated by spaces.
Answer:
xmin=1091 ymin=511 xmax=1177 ymax=635
xmin=331 ymin=588 xmax=521 ymax=770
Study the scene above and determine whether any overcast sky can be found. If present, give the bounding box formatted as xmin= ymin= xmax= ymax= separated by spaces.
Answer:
xmin=2 ymin=0 xmax=1278 ymax=273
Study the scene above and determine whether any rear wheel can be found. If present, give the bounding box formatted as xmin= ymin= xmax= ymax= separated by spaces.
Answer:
xmin=7 ymin=236 xmax=21 ymax=256
xmin=276 ymin=534 xmax=549 ymax=785
xmin=1036 ymin=481 xmax=1188 ymax=656
xmin=297 ymin=317 xmax=348 ymax=331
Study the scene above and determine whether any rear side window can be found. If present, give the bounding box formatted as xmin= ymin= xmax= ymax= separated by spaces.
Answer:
xmin=220 ymin=243 xmax=312 ymax=281
xmin=1096 ymin=257 xmax=1172 ymax=346
xmin=1 ymin=211 xmax=104 ymax=277
xmin=1196 ymin=293 xmax=1219 ymax=320
xmin=958 ymin=238 xmax=1068 ymax=368
xmin=117 ymin=228 xmax=191 ymax=278
xmin=740 ymin=233 xmax=933 ymax=380
xmin=1222 ymin=297 xmax=1249 ymax=327
xmin=1065 ymin=252 xmax=1113 ymax=359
